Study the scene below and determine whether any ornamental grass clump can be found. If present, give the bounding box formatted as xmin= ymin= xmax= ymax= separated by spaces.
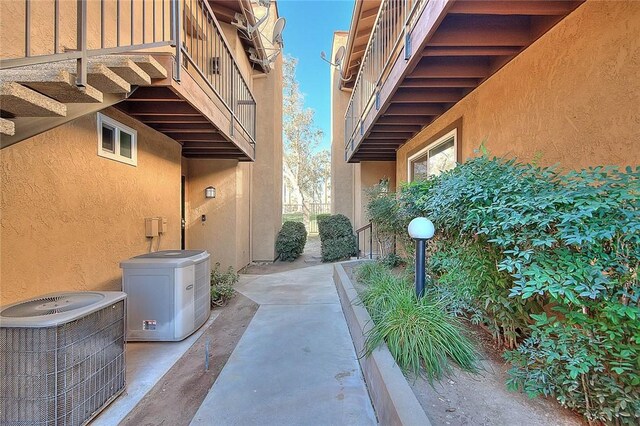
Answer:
xmin=359 ymin=265 xmax=478 ymax=382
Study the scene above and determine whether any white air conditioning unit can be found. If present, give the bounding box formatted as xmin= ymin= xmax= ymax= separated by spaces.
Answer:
xmin=120 ymin=250 xmax=211 ymax=342
xmin=0 ymin=291 xmax=127 ymax=426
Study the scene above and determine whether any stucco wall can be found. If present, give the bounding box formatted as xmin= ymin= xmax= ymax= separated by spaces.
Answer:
xmin=0 ymin=0 xmax=172 ymax=59
xmin=185 ymin=159 xmax=251 ymax=271
xmin=251 ymin=55 xmax=284 ymax=262
xmin=0 ymin=107 xmax=182 ymax=306
xmin=355 ymin=161 xmax=397 ymax=229
xmin=330 ymin=32 xmax=357 ymax=223
xmin=396 ymin=0 xmax=640 ymax=183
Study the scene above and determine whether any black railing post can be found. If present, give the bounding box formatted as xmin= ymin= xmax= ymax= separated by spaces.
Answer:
xmin=76 ymin=0 xmax=87 ymax=87
xmin=171 ymin=0 xmax=182 ymax=82
xmin=369 ymin=224 xmax=373 ymax=259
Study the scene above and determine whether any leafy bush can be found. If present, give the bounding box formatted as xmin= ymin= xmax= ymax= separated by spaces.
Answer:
xmin=275 ymin=221 xmax=307 ymax=261
xmin=318 ymin=214 xmax=357 ymax=262
xmin=316 ymin=213 xmax=331 ymax=225
xmin=321 ymin=235 xmax=357 ymax=262
xmin=365 ymin=155 xmax=640 ymax=424
xmin=318 ymin=214 xmax=353 ymax=240
xmin=210 ymin=262 xmax=238 ymax=307
xmin=358 ymin=264 xmax=478 ymax=382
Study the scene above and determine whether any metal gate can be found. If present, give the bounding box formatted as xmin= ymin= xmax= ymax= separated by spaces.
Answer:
xmin=282 ymin=203 xmax=330 ymax=234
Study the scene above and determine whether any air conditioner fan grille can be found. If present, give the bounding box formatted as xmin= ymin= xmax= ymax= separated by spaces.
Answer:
xmin=0 ymin=293 xmax=104 ymax=318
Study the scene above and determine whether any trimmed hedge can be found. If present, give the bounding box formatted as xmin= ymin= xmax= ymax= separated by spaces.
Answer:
xmin=318 ymin=214 xmax=357 ymax=262
xmin=275 ymin=221 xmax=307 ymax=261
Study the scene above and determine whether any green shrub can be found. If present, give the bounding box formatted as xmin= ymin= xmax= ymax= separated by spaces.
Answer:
xmin=318 ymin=214 xmax=357 ymax=262
xmin=318 ymin=214 xmax=352 ymax=240
xmin=210 ymin=262 xmax=238 ymax=307
xmin=320 ymin=235 xmax=357 ymax=262
xmin=316 ymin=213 xmax=331 ymax=225
xmin=365 ymin=156 xmax=640 ymax=424
xmin=275 ymin=221 xmax=307 ymax=261
xmin=358 ymin=264 xmax=478 ymax=382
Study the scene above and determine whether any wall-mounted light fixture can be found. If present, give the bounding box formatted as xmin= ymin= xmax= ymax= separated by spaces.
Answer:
xmin=205 ymin=186 xmax=216 ymax=199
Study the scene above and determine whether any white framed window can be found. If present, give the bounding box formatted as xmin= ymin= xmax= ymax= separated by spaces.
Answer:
xmin=97 ymin=113 xmax=137 ymax=166
xmin=407 ymin=128 xmax=457 ymax=182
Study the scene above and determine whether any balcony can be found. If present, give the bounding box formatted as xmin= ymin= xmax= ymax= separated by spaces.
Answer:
xmin=344 ymin=0 xmax=584 ymax=162
xmin=0 ymin=0 xmax=257 ymax=160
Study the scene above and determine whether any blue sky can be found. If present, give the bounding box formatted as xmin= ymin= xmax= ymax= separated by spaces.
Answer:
xmin=277 ymin=0 xmax=354 ymax=150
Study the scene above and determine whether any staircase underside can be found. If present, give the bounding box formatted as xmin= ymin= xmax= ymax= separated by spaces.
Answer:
xmin=347 ymin=0 xmax=585 ymax=162
xmin=115 ymin=86 xmax=253 ymax=161
xmin=1 ymin=53 xmax=255 ymax=161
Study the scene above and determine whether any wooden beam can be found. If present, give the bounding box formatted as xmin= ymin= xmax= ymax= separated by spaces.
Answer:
xmin=401 ymin=78 xmax=479 ymax=88
xmin=392 ymin=88 xmax=462 ymax=103
xmin=182 ymin=150 xmax=242 ymax=155
xmin=182 ymin=141 xmax=231 ymax=148
xmin=160 ymin=128 xmax=221 ymax=134
xmin=124 ymin=102 xmax=200 ymax=116
xmin=126 ymin=89 xmax=179 ymax=101
xmin=358 ymin=143 xmax=402 ymax=149
xmin=409 ymin=57 xmax=489 ymax=79
xmin=134 ymin=116 xmax=210 ymax=123
xmin=169 ymin=133 xmax=229 ymax=141
xmin=377 ymin=115 xmax=433 ymax=125
xmin=180 ymin=142 xmax=232 ymax=148
xmin=371 ymin=125 xmax=422 ymax=133
xmin=366 ymin=132 xmax=415 ymax=139
xmin=149 ymin=123 xmax=218 ymax=131
xmin=383 ymin=104 xmax=443 ymax=116
xmin=358 ymin=146 xmax=400 ymax=151
xmin=208 ymin=2 xmax=238 ymax=23
xmin=430 ymin=15 xmax=531 ymax=47
xmin=423 ymin=46 xmax=523 ymax=57
xmin=448 ymin=1 xmax=580 ymax=16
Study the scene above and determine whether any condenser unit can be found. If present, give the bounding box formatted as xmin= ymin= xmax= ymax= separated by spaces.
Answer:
xmin=120 ymin=250 xmax=211 ymax=341
xmin=0 ymin=291 xmax=127 ymax=426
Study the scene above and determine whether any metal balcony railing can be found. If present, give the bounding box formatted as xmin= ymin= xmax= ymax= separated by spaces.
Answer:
xmin=344 ymin=0 xmax=428 ymax=156
xmin=0 ymin=0 xmax=256 ymax=146
xmin=176 ymin=0 xmax=256 ymax=146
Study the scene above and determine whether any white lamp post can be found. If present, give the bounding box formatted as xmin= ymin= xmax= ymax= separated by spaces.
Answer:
xmin=408 ymin=217 xmax=435 ymax=298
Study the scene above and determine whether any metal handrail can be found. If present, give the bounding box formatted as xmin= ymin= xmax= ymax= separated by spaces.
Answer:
xmin=344 ymin=0 xmax=428 ymax=151
xmin=177 ymin=0 xmax=257 ymax=146
xmin=0 ymin=0 xmax=176 ymax=85
xmin=356 ymin=222 xmax=373 ymax=260
xmin=0 ymin=0 xmax=256 ymax=148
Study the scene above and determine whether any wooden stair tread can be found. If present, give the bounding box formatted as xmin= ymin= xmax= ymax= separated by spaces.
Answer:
xmin=0 ymin=82 xmax=67 ymax=117
xmin=0 ymin=117 xmax=15 ymax=136
xmin=0 ymin=68 xmax=103 ymax=103
xmin=119 ymin=54 xmax=168 ymax=79
xmin=90 ymin=56 xmax=152 ymax=85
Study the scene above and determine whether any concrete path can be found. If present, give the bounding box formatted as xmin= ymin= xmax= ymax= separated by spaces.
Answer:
xmin=191 ymin=264 xmax=377 ymax=426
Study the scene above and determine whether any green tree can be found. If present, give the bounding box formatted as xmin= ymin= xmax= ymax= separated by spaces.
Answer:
xmin=283 ymin=55 xmax=330 ymax=222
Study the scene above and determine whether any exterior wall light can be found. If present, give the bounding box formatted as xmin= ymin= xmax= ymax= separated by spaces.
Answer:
xmin=408 ymin=217 xmax=435 ymax=298
xmin=205 ymin=186 xmax=216 ymax=199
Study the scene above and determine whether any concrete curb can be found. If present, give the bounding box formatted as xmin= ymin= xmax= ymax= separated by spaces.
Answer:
xmin=333 ymin=262 xmax=432 ymax=426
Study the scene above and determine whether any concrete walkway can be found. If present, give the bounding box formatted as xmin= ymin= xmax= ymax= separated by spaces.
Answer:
xmin=191 ymin=264 xmax=377 ymax=425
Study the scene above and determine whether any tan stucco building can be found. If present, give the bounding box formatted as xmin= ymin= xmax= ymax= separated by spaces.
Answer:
xmin=0 ymin=0 xmax=284 ymax=305
xmin=331 ymin=0 xmax=640 ymax=233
